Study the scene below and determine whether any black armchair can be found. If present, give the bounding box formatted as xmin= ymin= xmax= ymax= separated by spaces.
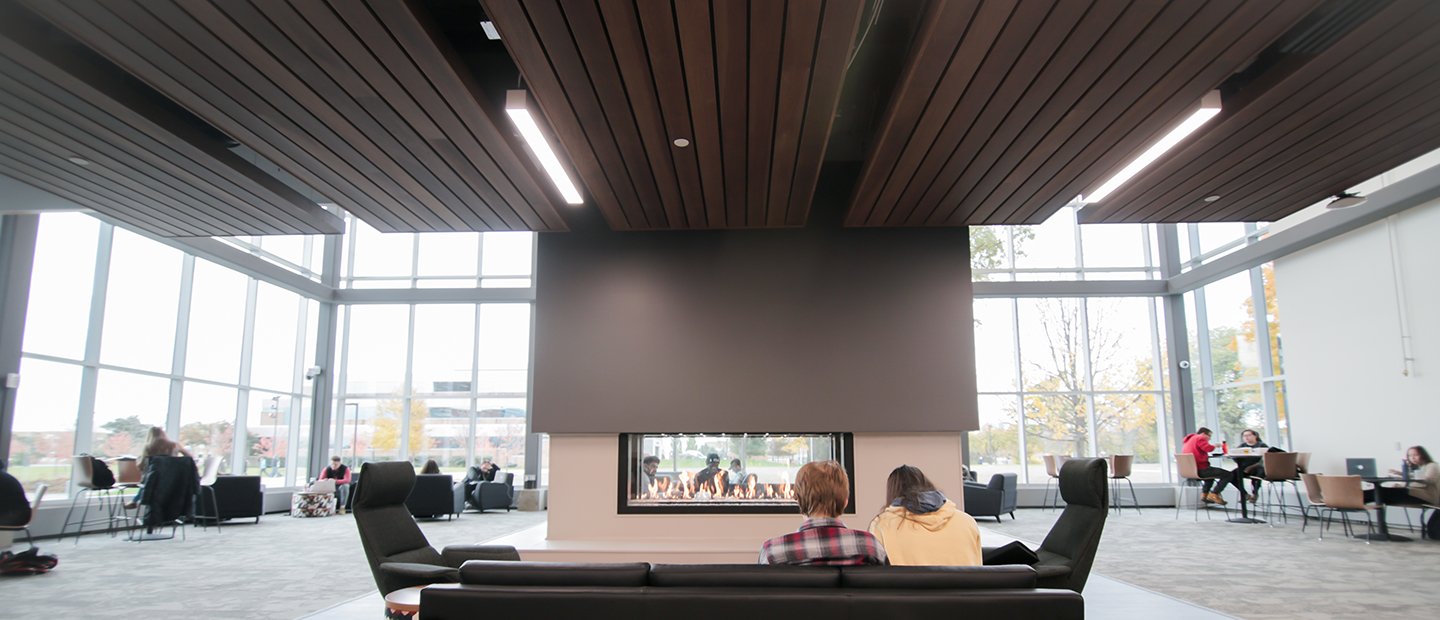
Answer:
xmin=1033 ymin=458 xmax=1109 ymax=592
xmin=405 ymin=474 xmax=464 ymax=520
xmin=353 ymin=461 xmax=520 ymax=595
xmin=963 ymin=473 xmax=1018 ymax=522
xmin=472 ymin=472 xmax=515 ymax=512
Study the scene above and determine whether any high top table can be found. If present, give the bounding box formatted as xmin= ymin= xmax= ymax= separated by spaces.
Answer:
xmin=1359 ymin=476 xmax=1414 ymax=542
xmin=1222 ymin=453 xmax=1265 ymax=524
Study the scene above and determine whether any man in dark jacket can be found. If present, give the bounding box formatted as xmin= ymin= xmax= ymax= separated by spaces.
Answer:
xmin=0 ymin=462 xmax=29 ymax=528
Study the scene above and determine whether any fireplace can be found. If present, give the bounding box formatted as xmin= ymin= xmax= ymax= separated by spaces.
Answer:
xmin=617 ymin=433 xmax=854 ymax=514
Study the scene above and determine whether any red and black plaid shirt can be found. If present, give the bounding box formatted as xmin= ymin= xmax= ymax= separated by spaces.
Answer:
xmin=758 ymin=517 xmax=888 ymax=566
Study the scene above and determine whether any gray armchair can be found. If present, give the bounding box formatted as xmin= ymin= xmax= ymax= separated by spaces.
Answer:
xmin=472 ymin=471 xmax=515 ymax=512
xmin=353 ymin=461 xmax=520 ymax=595
xmin=405 ymin=473 xmax=465 ymax=520
xmin=963 ymin=473 xmax=1017 ymax=522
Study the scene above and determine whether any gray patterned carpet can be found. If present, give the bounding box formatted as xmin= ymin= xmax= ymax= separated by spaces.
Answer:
xmin=0 ymin=509 xmax=548 ymax=619
xmin=986 ymin=506 xmax=1440 ymax=620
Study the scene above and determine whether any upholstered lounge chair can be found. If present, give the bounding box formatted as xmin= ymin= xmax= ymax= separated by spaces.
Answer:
xmin=353 ymin=461 xmax=520 ymax=594
xmin=1032 ymin=458 xmax=1109 ymax=592
xmin=963 ymin=473 xmax=1018 ymax=522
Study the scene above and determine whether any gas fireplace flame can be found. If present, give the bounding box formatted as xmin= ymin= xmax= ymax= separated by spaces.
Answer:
xmin=637 ymin=468 xmax=798 ymax=503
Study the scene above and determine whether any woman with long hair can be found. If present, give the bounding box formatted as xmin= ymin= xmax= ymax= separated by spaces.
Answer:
xmin=867 ymin=465 xmax=980 ymax=566
xmin=1380 ymin=446 xmax=1439 ymax=506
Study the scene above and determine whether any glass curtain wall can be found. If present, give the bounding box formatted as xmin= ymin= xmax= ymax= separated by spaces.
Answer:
xmin=331 ymin=217 xmax=534 ymax=480
xmin=10 ymin=213 xmax=320 ymax=496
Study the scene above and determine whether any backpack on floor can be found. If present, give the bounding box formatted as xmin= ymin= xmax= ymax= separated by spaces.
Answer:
xmin=0 ymin=548 xmax=59 ymax=575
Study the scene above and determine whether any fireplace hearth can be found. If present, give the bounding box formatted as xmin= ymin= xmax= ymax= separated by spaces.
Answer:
xmin=617 ymin=433 xmax=854 ymax=514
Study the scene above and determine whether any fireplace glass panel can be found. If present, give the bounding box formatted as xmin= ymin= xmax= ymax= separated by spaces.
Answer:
xmin=619 ymin=433 xmax=853 ymax=514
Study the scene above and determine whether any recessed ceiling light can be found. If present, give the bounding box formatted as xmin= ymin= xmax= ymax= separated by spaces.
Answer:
xmin=1203 ymin=195 xmax=1220 ymax=202
xmin=672 ymin=138 xmax=691 ymax=148
xmin=67 ymin=156 xmax=91 ymax=166
xmin=480 ymin=20 xmax=500 ymax=40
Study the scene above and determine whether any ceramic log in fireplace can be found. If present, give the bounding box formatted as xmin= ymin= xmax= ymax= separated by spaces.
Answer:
xmin=617 ymin=433 xmax=854 ymax=514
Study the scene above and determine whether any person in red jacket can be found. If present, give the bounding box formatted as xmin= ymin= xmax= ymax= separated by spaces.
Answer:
xmin=1182 ymin=427 xmax=1234 ymax=505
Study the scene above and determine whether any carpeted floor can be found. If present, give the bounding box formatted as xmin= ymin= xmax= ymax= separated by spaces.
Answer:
xmin=986 ymin=506 xmax=1440 ymax=620
xmin=0 ymin=509 xmax=548 ymax=619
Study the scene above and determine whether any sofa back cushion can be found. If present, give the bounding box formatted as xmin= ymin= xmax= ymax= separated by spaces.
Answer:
xmin=840 ymin=565 xmax=1036 ymax=589
xmin=461 ymin=560 xmax=650 ymax=587
xmin=648 ymin=564 xmax=839 ymax=588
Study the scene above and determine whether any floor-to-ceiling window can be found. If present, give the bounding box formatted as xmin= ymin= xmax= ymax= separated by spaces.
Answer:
xmin=330 ymin=216 xmax=534 ymax=479
xmin=970 ymin=205 xmax=1172 ymax=484
xmin=9 ymin=213 xmax=321 ymax=495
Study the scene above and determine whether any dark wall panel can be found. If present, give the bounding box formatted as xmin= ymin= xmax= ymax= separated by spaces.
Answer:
xmin=533 ymin=208 xmax=978 ymax=433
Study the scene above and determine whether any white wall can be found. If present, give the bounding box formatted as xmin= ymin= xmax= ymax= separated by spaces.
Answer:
xmin=1278 ymin=198 xmax=1440 ymax=476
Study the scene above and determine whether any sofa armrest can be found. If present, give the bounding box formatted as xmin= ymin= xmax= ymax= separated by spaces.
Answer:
xmin=441 ymin=545 xmax=521 ymax=567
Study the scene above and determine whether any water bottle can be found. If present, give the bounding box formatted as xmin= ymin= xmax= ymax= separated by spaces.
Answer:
xmin=1222 ymin=441 xmax=1229 ymax=455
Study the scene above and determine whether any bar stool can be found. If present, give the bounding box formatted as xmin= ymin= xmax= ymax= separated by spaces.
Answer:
xmin=60 ymin=455 xmax=121 ymax=542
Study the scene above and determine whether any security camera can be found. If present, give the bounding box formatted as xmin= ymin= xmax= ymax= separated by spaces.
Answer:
xmin=1178 ymin=360 xmax=1191 ymax=370
xmin=305 ymin=367 xmax=323 ymax=380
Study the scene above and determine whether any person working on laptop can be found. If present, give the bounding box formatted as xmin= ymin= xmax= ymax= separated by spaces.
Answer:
xmin=1229 ymin=429 xmax=1268 ymax=503
xmin=1182 ymin=427 xmax=1234 ymax=505
xmin=1371 ymin=446 xmax=1440 ymax=506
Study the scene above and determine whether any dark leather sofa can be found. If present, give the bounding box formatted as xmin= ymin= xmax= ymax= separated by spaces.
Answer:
xmin=419 ymin=561 xmax=1084 ymax=619
xmin=195 ymin=475 xmax=263 ymax=524
xmin=406 ymin=474 xmax=465 ymax=520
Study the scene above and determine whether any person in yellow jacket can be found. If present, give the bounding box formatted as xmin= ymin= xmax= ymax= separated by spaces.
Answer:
xmin=867 ymin=465 xmax=982 ymax=566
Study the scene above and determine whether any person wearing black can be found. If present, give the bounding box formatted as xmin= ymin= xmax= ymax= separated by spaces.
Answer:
xmin=1229 ymin=429 xmax=1269 ymax=502
xmin=1 ymin=463 xmax=30 ymax=535
xmin=463 ymin=458 xmax=499 ymax=508
xmin=693 ymin=453 xmax=728 ymax=495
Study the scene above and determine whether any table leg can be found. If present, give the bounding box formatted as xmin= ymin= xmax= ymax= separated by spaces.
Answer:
xmin=1227 ymin=488 xmax=1265 ymax=524
xmin=1357 ymin=504 xmax=1411 ymax=542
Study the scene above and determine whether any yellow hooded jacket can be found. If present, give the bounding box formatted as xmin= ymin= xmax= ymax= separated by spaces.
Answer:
xmin=867 ymin=497 xmax=982 ymax=566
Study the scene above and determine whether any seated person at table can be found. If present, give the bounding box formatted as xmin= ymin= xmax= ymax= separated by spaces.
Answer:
xmin=318 ymin=456 xmax=353 ymax=511
xmin=1369 ymin=446 xmax=1440 ymax=506
xmin=1229 ymin=429 xmax=1269 ymax=502
xmin=420 ymin=459 xmax=442 ymax=475
xmin=692 ymin=453 xmax=729 ymax=495
xmin=138 ymin=426 xmax=193 ymax=473
xmin=1182 ymin=427 xmax=1234 ymax=505
xmin=759 ymin=460 xmax=886 ymax=566
xmin=868 ymin=465 xmax=980 ymax=566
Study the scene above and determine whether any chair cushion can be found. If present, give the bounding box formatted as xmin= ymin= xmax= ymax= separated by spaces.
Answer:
xmin=840 ymin=565 xmax=1036 ymax=589
xmin=648 ymin=564 xmax=838 ymax=588
xmin=460 ymin=560 xmax=650 ymax=587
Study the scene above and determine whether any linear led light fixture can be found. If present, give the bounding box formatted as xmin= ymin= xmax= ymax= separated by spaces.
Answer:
xmin=1080 ymin=91 xmax=1222 ymax=204
xmin=505 ymin=89 xmax=583 ymax=205
xmin=480 ymin=20 xmax=501 ymax=40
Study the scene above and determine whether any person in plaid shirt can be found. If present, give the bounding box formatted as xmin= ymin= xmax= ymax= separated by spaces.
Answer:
xmin=759 ymin=460 xmax=887 ymax=566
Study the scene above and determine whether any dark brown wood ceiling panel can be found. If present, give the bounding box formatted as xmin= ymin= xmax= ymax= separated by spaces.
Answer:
xmin=1080 ymin=0 xmax=1440 ymax=224
xmin=846 ymin=0 xmax=1318 ymax=227
xmin=21 ymin=0 xmax=568 ymax=233
xmin=0 ymin=0 xmax=342 ymax=237
xmin=485 ymin=0 xmax=864 ymax=230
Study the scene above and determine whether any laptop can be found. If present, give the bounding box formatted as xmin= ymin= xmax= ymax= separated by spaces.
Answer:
xmin=1346 ymin=458 xmax=1377 ymax=477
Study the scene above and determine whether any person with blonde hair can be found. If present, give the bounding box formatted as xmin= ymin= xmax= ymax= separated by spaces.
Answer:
xmin=758 ymin=460 xmax=886 ymax=565
xmin=868 ymin=465 xmax=980 ymax=566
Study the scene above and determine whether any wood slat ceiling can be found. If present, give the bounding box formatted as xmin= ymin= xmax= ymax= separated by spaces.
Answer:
xmin=483 ymin=0 xmax=864 ymax=230
xmin=0 ymin=1 xmax=342 ymax=237
xmin=845 ymin=0 xmax=1320 ymax=228
xmin=1079 ymin=0 xmax=1440 ymax=224
xmin=19 ymin=0 xmax=568 ymax=234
